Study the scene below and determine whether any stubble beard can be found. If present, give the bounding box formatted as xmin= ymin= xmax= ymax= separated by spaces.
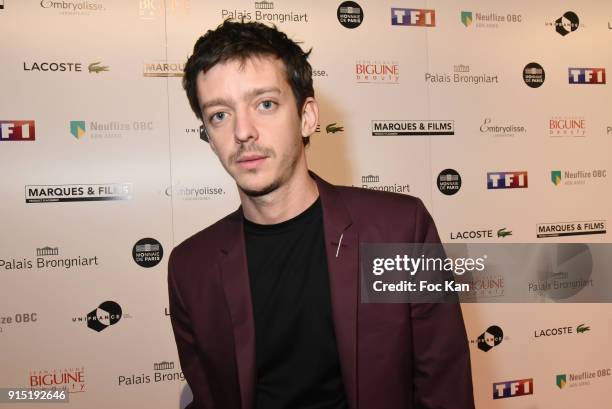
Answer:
xmin=234 ymin=141 xmax=301 ymax=198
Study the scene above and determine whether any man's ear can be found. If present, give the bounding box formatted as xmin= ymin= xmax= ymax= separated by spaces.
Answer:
xmin=300 ymin=97 xmax=319 ymax=138
xmin=202 ymin=125 xmax=218 ymax=154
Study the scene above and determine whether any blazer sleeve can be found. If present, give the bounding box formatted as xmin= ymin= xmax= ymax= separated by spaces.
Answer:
xmin=168 ymin=249 xmax=214 ymax=409
xmin=410 ymin=199 xmax=476 ymax=409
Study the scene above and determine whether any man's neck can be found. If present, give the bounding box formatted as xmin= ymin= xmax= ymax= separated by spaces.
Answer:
xmin=239 ymin=170 xmax=319 ymax=225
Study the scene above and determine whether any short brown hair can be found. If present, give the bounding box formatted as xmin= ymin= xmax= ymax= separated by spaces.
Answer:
xmin=183 ymin=20 xmax=315 ymax=144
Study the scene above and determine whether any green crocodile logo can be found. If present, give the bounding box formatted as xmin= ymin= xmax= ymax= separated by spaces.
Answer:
xmin=576 ymin=324 xmax=590 ymax=333
xmin=326 ymin=123 xmax=344 ymax=134
xmin=88 ymin=62 xmax=109 ymax=74
xmin=497 ymin=228 xmax=512 ymax=238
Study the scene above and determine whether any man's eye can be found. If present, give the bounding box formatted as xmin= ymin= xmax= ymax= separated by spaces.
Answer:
xmin=259 ymin=100 xmax=276 ymax=110
xmin=210 ymin=112 xmax=227 ymax=123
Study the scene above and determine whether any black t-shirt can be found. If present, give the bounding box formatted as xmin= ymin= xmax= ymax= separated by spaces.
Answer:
xmin=244 ymin=198 xmax=348 ymax=409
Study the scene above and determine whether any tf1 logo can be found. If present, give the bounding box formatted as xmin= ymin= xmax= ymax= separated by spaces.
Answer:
xmin=391 ymin=8 xmax=435 ymax=26
xmin=0 ymin=120 xmax=36 ymax=141
xmin=487 ymin=171 xmax=528 ymax=189
xmin=568 ymin=68 xmax=606 ymax=84
xmin=493 ymin=378 xmax=533 ymax=399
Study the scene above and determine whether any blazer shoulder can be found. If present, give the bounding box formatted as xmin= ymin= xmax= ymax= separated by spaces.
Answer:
xmin=169 ymin=210 xmax=239 ymax=265
xmin=329 ymin=184 xmax=437 ymax=242
xmin=335 ymin=184 xmax=426 ymax=214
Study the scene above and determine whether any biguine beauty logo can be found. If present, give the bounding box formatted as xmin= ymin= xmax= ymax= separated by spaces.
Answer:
xmin=355 ymin=60 xmax=399 ymax=84
xmin=549 ymin=117 xmax=585 ymax=136
xmin=29 ymin=367 xmax=86 ymax=393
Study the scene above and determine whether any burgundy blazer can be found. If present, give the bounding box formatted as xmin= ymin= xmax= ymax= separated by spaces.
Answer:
xmin=168 ymin=172 xmax=475 ymax=409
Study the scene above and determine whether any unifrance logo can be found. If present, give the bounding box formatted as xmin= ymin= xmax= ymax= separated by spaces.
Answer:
xmin=568 ymin=68 xmax=606 ymax=84
xmin=487 ymin=172 xmax=528 ymax=189
xmin=493 ymin=378 xmax=533 ymax=399
xmin=476 ymin=325 xmax=504 ymax=352
xmin=70 ymin=301 xmax=123 ymax=332
xmin=553 ymin=11 xmax=579 ymax=36
xmin=391 ymin=8 xmax=435 ymax=27
xmin=0 ymin=120 xmax=35 ymax=141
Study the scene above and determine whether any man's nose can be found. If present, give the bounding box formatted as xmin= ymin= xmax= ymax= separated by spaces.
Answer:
xmin=233 ymin=110 xmax=258 ymax=143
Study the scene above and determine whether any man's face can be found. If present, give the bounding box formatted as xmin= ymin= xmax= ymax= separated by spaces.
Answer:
xmin=196 ymin=56 xmax=307 ymax=197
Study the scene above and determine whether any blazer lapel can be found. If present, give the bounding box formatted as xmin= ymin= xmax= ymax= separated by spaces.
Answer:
xmin=313 ymin=172 xmax=359 ymax=409
xmin=218 ymin=210 xmax=256 ymax=409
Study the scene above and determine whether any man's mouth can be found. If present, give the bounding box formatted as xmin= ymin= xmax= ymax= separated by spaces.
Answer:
xmin=236 ymin=154 xmax=267 ymax=169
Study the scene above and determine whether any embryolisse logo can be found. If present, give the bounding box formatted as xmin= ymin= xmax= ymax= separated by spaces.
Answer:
xmin=40 ymin=0 xmax=106 ymax=12
xmin=164 ymin=183 xmax=225 ymax=200
xmin=480 ymin=118 xmax=525 ymax=137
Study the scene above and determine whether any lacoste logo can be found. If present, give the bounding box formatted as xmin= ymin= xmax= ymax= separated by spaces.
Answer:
xmin=326 ymin=122 xmax=344 ymax=134
xmin=497 ymin=228 xmax=512 ymax=238
xmin=88 ymin=62 xmax=109 ymax=74
xmin=576 ymin=323 xmax=590 ymax=333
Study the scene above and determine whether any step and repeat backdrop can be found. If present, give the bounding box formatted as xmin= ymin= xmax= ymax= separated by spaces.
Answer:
xmin=1 ymin=0 xmax=611 ymax=408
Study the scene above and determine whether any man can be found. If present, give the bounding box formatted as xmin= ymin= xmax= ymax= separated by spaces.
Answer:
xmin=169 ymin=20 xmax=474 ymax=409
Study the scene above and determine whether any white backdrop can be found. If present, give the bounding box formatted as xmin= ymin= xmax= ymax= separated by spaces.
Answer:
xmin=1 ymin=1 xmax=611 ymax=408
